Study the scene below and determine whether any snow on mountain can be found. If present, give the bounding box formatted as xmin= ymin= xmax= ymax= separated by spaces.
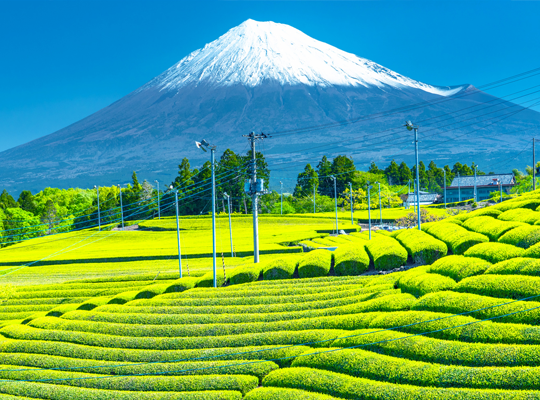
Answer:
xmin=142 ymin=19 xmax=464 ymax=96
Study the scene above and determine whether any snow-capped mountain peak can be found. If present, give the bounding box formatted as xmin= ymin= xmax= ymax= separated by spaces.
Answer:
xmin=144 ymin=19 xmax=463 ymax=96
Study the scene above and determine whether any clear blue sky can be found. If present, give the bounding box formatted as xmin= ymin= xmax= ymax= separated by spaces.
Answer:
xmin=1 ymin=0 xmax=539 ymax=152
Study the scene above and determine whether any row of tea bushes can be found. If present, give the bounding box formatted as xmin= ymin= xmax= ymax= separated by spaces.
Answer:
xmin=394 ymin=229 xmax=447 ymax=265
xmin=462 ymin=216 xmax=526 ymax=241
xmin=428 ymin=255 xmax=491 ymax=281
xmin=498 ymin=208 xmax=540 ymax=225
xmin=464 ymin=243 xmax=525 ymax=263
xmin=498 ymin=225 xmax=540 ymax=249
xmin=422 ymin=222 xmax=488 ymax=255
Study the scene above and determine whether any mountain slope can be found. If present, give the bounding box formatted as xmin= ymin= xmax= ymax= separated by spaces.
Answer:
xmin=1 ymin=19 xmax=539 ymax=192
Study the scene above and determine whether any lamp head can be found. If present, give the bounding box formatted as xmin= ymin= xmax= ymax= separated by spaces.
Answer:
xmin=404 ymin=120 xmax=414 ymax=131
xmin=195 ymin=141 xmax=208 ymax=152
xmin=223 ymin=192 xmax=229 ymax=198
xmin=169 ymin=185 xmax=173 ymax=190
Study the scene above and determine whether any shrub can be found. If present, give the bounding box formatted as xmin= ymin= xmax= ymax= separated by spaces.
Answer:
xmin=164 ymin=277 xmax=199 ymax=293
xmin=453 ymin=207 xmax=502 ymax=221
xmin=244 ymin=387 xmax=337 ymax=400
xmin=228 ymin=264 xmax=262 ymax=285
xmin=397 ymin=266 xmax=456 ymax=297
xmin=196 ymin=270 xmax=225 ymax=288
xmin=455 ymin=274 xmax=540 ymax=300
xmin=525 ymin=242 xmax=540 ymax=258
xmin=412 ymin=290 xmax=540 ymax=325
xmin=134 ymin=283 xmax=171 ymax=299
xmin=297 ymin=250 xmax=332 ymax=278
xmin=493 ymin=198 xmax=540 ymax=212
xmin=428 ymin=255 xmax=492 ymax=281
xmin=108 ymin=290 xmax=139 ymax=305
xmin=332 ymin=245 xmax=370 ymax=276
xmin=464 ymin=242 xmax=525 ymax=263
xmin=498 ymin=208 xmax=540 ymax=224
xmin=365 ymin=237 xmax=408 ymax=271
xmin=395 ymin=229 xmax=447 ymax=264
xmin=44 ymin=303 xmax=80 ymax=317
xmin=332 ymin=328 xmax=540 ymax=367
xmin=292 ymin=347 xmax=540 ymax=390
xmin=485 ymin=257 xmax=540 ymax=276
xmin=499 ymin=225 xmax=540 ymax=249
xmin=77 ymin=297 xmax=114 ymax=311
xmin=263 ymin=257 xmax=299 ymax=280
xmin=423 ymin=222 xmax=489 ymax=254
xmin=463 ymin=216 xmax=526 ymax=241
xmin=262 ymin=367 xmax=540 ymax=399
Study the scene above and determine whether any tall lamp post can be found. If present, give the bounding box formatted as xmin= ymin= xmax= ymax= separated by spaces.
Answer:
xmin=405 ymin=121 xmax=421 ymax=230
xmin=118 ymin=184 xmax=124 ymax=230
xmin=280 ymin=181 xmax=283 ymax=215
xmin=376 ymin=181 xmax=382 ymax=225
xmin=458 ymin=172 xmax=461 ymax=202
xmin=170 ymin=185 xmax=183 ymax=278
xmin=407 ymin=180 xmax=411 ymax=210
xmin=313 ymin=184 xmax=316 ymax=214
xmin=474 ymin=164 xmax=479 ymax=202
xmin=155 ymin=180 xmax=161 ymax=220
xmin=331 ymin=175 xmax=338 ymax=234
xmin=195 ymin=139 xmax=217 ymax=288
xmin=443 ymin=169 xmax=446 ymax=209
xmin=224 ymin=192 xmax=234 ymax=258
xmin=349 ymin=182 xmax=353 ymax=225
xmin=94 ymin=185 xmax=101 ymax=231
xmin=367 ymin=181 xmax=372 ymax=240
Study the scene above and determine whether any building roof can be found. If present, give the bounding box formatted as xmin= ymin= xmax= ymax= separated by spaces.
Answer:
xmin=448 ymin=173 xmax=514 ymax=188
xmin=404 ymin=193 xmax=440 ymax=203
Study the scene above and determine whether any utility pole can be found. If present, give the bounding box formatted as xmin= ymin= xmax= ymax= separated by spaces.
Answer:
xmin=243 ymin=132 xmax=267 ymax=263
xmin=94 ymin=185 xmax=101 ymax=231
xmin=443 ymin=169 xmax=446 ymax=209
xmin=349 ymin=182 xmax=353 ymax=225
xmin=224 ymin=192 xmax=234 ymax=258
xmin=280 ymin=181 xmax=283 ymax=215
xmin=332 ymin=175 xmax=338 ymax=234
xmin=313 ymin=184 xmax=316 ymax=214
xmin=367 ymin=182 xmax=372 ymax=240
xmin=499 ymin=179 xmax=503 ymax=202
xmin=458 ymin=172 xmax=461 ymax=202
xmin=534 ymin=138 xmax=537 ymax=191
xmin=474 ymin=164 xmax=478 ymax=202
xmin=405 ymin=121 xmax=421 ymax=231
xmin=376 ymin=181 xmax=382 ymax=225
xmin=118 ymin=184 xmax=124 ymax=230
xmin=173 ymin=187 xmax=182 ymax=278
xmin=407 ymin=180 xmax=411 ymax=210
xmin=155 ymin=180 xmax=161 ymax=220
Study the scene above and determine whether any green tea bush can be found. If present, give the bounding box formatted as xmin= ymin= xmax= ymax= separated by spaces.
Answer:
xmin=412 ymin=290 xmax=540 ymax=325
xmin=164 ymin=277 xmax=200 ymax=293
xmin=134 ymin=283 xmax=171 ymax=299
xmin=298 ymin=240 xmax=320 ymax=251
xmin=332 ymin=245 xmax=370 ymax=276
xmin=423 ymin=222 xmax=489 ymax=254
xmin=263 ymin=257 xmax=299 ymax=280
xmin=108 ymin=291 xmax=139 ymax=305
xmin=395 ymin=229 xmax=447 ymax=264
xmin=297 ymin=250 xmax=332 ymax=278
xmin=397 ymin=270 xmax=456 ymax=297
xmin=453 ymin=207 xmax=503 ymax=221
xmin=45 ymin=303 xmax=80 ymax=317
xmin=244 ymin=387 xmax=338 ymax=400
xmin=464 ymin=242 xmax=525 ymax=263
xmin=262 ymin=367 xmax=540 ymax=399
xmin=196 ymin=270 xmax=225 ymax=288
xmin=229 ymin=264 xmax=263 ymax=285
xmin=428 ymin=255 xmax=492 ymax=281
xmin=455 ymin=274 xmax=540 ymax=300
xmin=365 ymin=237 xmax=408 ymax=271
xmin=0 ymin=312 xmax=34 ymax=321
xmin=493 ymin=198 xmax=540 ymax=212
xmin=77 ymin=297 xmax=114 ymax=311
xmin=524 ymin=242 xmax=540 ymax=258
xmin=292 ymin=347 xmax=540 ymax=390
xmin=485 ymin=257 xmax=540 ymax=276
xmin=498 ymin=208 xmax=540 ymax=224
xmin=463 ymin=216 xmax=526 ymax=241
xmin=332 ymin=328 xmax=540 ymax=367
xmin=499 ymin=225 xmax=540 ymax=248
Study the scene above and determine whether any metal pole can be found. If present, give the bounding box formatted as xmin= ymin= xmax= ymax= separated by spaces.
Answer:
xmin=95 ymin=185 xmax=101 ymax=231
xmin=175 ymin=190 xmax=182 ymax=278
xmin=534 ymin=138 xmax=536 ymax=191
xmin=211 ymin=148 xmax=217 ymax=287
xmin=349 ymin=182 xmax=353 ymax=225
xmin=443 ymin=169 xmax=446 ymax=208
xmin=407 ymin=180 xmax=410 ymax=209
xmin=367 ymin=183 xmax=372 ymax=240
xmin=458 ymin=172 xmax=461 ymax=202
xmin=333 ymin=176 xmax=338 ymax=234
xmin=313 ymin=183 xmax=316 ymax=214
xmin=225 ymin=194 xmax=234 ymax=258
xmin=155 ymin=180 xmax=160 ymax=220
xmin=280 ymin=181 xmax=283 ymax=215
xmin=251 ymin=136 xmax=260 ymax=263
xmin=118 ymin=185 xmax=124 ymax=230
xmin=414 ymin=127 xmax=421 ymax=231
xmin=377 ymin=182 xmax=382 ymax=225
xmin=474 ymin=165 xmax=477 ymax=202
xmin=500 ymin=180 xmax=503 ymax=202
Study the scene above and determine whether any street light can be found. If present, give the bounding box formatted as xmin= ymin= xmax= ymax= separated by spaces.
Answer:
xmin=443 ymin=169 xmax=446 ymax=209
xmin=94 ymin=185 xmax=101 ymax=231
xmin=375 ymin=181 xmax=382 ymax=225
xmin=367 ymin=181 xmax=373 ymax=240
xmin=155 ymin=180 xmax=161 ymax=220
xmin=280 ymin=181 xmax=283 ymax=215
xmin=349 ymin=182 xmax=353 ymax=225
xmin=117 ymin=184 xmax=124 ymax=230
xmin=474 ymin=164 xmax=479 ymax=202
xmin=405 ymin=120 xmax=421 ymax=230
xmin=331 ymin=175 xmax=338 ymax=234
xmin=169 ymin=185 xmax=183 ymax=278
xmin=196 ymin=139 xmax=217 ymax=288
xmin=224 ymin=192 xmax=234 ymax=258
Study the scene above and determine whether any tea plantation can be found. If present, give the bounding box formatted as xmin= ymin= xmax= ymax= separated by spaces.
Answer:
xmin=2 ymin=192 xmax=540 ymax=399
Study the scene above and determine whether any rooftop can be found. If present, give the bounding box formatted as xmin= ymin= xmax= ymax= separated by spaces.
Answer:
xmin=448 ymin=173 xmax=514 ymax=188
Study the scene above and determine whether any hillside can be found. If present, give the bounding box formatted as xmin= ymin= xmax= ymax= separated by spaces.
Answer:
xmin=2 ymin=192 xmax=540 ymax=398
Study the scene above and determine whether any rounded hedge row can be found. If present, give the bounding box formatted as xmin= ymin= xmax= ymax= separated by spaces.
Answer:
xmin=244 ymin=387 xmax=338 ymax=400
xmin=262 ymin=367 xmax=540 ymax=399
xmin=493 ymin=198 xmax=540 ymax=212
xmin=365 ymin=237 xmax=408 ymax=271
xmin=455 ymin=274 xmax=540 ymax=300
xmin=498 ymin=208 xmax=540 ymax=224
xmin=394 ymin=229 xmax=447 ymax=265
xmin=196 ymin=271 xmax=225 ymax=288
xmin=422 ymin=222 xmax=489 ymax=255
xmin=524 ymin=242 xmax=540 ymax=258
xmin=464 ymin=243 xmax=525 ymax=263
xmin=499 ymin=225 xmax=540 ymax=249
xmin=331 ymin=245 xmax=370 ymax=276
xmin=412 ymin=290 xmax=540 ymax=325
xmin=397 ymin=270 xmax=456 ymax=297
xmin=453 ymin=207 xmax=503 ymax=221
xmin=462 ymin=216 xmax=526 ymax=241
xmin=262 ymin=258 xmax=299 ymax=281
xmin=428 ymin=255 xmax=491 ymax=281
xmin=292 ymin=347 xmax=540 ymax=390
xmin=485 ymin=257 xmax=540 ymax=276
xmin=297 ymin=250 xmax=332 ymax=278
xmin=229 ymin=264 xmax=263 ymax=285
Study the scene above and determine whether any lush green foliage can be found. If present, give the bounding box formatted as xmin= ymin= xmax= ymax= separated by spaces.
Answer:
xmin=464 ymin=242 xmax=525 ymax=263
xmin=394 ymin=229 xmax=447 ymax=264
xmin=498 ymin=208 xmax=540 ymax=224
xmin=297 ymin=250 xmax=332 ymax=278
xmin=263 ymin=257 xmax=299 ymax=280
xmin=455 ymin=274 xmax=540 ymax=300
xmin=364 ymin=236 xmax=408 ymax=271
xmin=428 ymin=255 xmax=492 ymax=281
xmin=499 ymin=225 xmax=540 ymax=248
xmin=422 ymin=222 xmax=489 ymax=254
xmin=332 ymin=245 xmax=370 ymax=276
xmin=462 ymin=216 xmax=526 ymax=241
xmin=397 ymin=267 xmax=456 ymax=297
xmin=485 ymin=257 xmax=540 ymax=276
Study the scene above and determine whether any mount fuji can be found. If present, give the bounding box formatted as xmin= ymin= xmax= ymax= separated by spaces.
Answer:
xmin=2 ymin=19 xmax=539 ymax=192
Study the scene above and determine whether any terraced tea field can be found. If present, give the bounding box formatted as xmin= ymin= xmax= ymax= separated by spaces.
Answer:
xmin=2 ymin=191 xmax=540 ymax=399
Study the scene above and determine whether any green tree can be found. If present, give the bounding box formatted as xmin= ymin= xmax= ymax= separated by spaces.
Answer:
xmin=131 ymin=171 xmax=142 ymax=193
xmin=316 ymin=156 xmax=333 ymax=197
xmin=368 ymin=162 xmax=383 ymax=175
xmin=294 ymin=164 xmax=319 ymax=198
xmin=2 ymin=207 xmax=40 ymax=246
xmin=398 ymin=162 xmax=412 ymax=186
xmin=0 ymin=190 xmax=17 ymax=210
xmin=41 ymin=199 xmax=58 ymax=234
xmin=332 ymin=155 xmax=356 ymax=195
xmin=217 ymin=149 xmax=246 ymax=213
xmin=384 ymin=160 xmax=400 ymax=185
xmin=17 ymin=190 xmax=37 ymax=214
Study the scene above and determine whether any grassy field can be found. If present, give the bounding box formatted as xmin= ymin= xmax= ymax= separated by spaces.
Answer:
xmin=2 ymin=196 xmax=539 ymax=398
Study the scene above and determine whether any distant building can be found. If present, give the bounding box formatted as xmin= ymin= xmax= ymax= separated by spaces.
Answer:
xmin=402 ymin=190 xmax=440 ymax=208
xmin=445 ymin=173 xmax=515 ymax=202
